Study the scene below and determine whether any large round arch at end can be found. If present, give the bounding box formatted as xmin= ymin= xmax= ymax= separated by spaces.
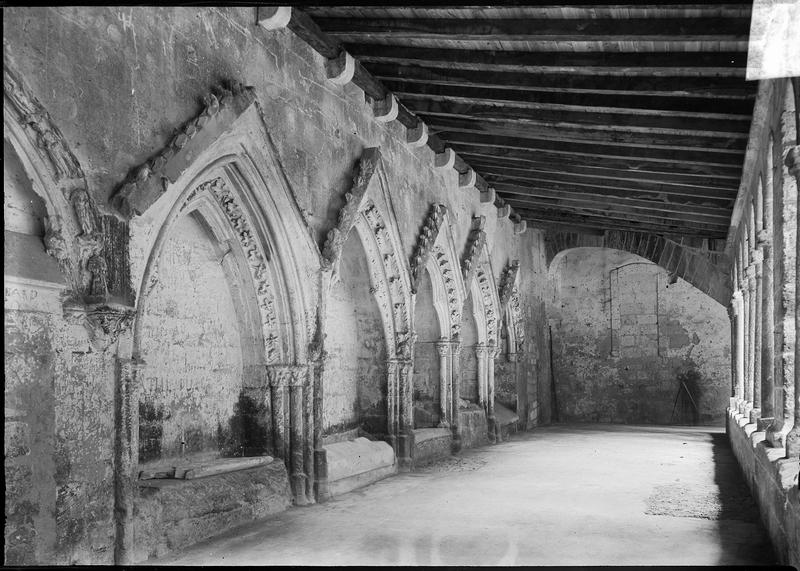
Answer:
xmin=544 ymin=229 xmax=731 ymax=305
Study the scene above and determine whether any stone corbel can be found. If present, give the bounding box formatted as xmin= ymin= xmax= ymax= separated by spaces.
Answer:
xmin=497 ymin=204 xmax=511 ymax=219
xmin=111 ymin=82 xmax=257 ymax=219
xmin=514 ymin=220 xmax=527 ymax=235
xmin=321 ymin=147 xmax=382 ymax=272
xmin=372 ymin=94 xmax=398 ymax=123
xmin=406 ymin=121 xmax=428 ymax=148
xmin=458 ymin=168 xmax=477 ymax=190
xmin=435 ymin=148 xmax=456 ymax=169
xmin=325 ymin=50 xmax=355 ymax=85
xmin=480 ymin=187 xmax=495 ymax=204
xmin=64 ymin=301 xmax=136 ymax=351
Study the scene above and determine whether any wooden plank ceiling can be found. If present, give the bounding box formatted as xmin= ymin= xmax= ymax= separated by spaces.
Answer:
xmin=302 ymin=3 xmax=757 ymax=242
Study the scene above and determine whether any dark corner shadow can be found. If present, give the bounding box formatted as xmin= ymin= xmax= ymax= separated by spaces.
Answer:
xmin=710 ymin=431 xmax=776 ymax=565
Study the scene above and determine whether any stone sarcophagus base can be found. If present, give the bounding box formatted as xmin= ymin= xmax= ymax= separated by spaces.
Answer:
xmin=131 ymin=459 xmax=292 ymax=562
xmin=458 ymin=407 xmax=490 ymax=450
xmin=322 ymin=437 xmax=397 ymax=498
xmin=411 ymin=427 xmax=452 ymax=466
xmin=494 ymin=400 xmax=520 ymax=441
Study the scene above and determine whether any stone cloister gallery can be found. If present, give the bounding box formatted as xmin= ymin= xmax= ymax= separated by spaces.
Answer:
xmin=2 ymin=5 xmax=799 ymax=567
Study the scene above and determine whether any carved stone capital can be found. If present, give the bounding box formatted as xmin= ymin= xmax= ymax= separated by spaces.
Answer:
xmin=435 ymin=339 xmax=450 ymax=357
xmin=267 ymin=365 xmax=308 ymax=388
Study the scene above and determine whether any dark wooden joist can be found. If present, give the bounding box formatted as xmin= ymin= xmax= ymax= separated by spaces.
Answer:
xmin=379 ymin=80 xmax=755 ymax=116
xmin=460 ymin=154 xmax=742 ymax=187
xmin=401 ymin=97 xmax=751 ymax=134
xmin=423 ymin=117 xmax=748 ymax=152
xmin=315 ymin=16 xmax=750 ymax=41
xmin=365 ymin=63 xmax=757 ymax=100
xmin=451 ymin=142 xmax=744 ymax=178
xmin=346 ymin=45 xmax=748 ymax=77
xmin=490 ymin=178 xmax=734 ymax=208
xmin=522 ymin=216 xmax=722 ymax=241
xmin=499 ymin=192 xmax=732 ymax=225
xmin=511 ymin=207 xmax=728 ymax=239
xmin=442 ymin=132 xmax=743 ymax=168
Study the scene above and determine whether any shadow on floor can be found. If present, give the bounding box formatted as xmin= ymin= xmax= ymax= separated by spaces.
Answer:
xmin=710 ymin=432 xmax=775 ymax=565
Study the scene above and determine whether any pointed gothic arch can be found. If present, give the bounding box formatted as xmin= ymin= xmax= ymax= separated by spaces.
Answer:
xmin=319 ymin=147 xmax=415 ymax=469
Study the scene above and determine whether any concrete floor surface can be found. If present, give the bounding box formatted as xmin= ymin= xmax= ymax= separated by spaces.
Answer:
xmin=147 ymin=424 xmax=775 ymax=566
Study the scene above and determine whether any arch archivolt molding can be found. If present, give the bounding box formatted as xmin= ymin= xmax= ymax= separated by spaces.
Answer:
xmin=499 ymin=260 xmax=525 ymax=355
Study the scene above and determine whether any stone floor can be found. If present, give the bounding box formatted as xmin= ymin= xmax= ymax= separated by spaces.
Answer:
xmin=147 ymin=424 xmax=775 ymax=566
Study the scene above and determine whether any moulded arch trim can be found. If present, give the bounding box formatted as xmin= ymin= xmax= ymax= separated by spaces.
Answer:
xmin=127 ymin=106 xmax=321 ymax=363
xmin=466 ymin=240 xmax=501 ymax=346
xmin=418 ymin=209 xmax=466 ymax=341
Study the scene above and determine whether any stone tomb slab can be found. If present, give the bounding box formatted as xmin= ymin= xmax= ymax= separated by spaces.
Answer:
xmin=412 ymin=427 xmax=453 ymax=466
xmin=132 ymin=460 xmax=292 ymax=562
xmin=323 ymin=437 xmax=397 ymax=498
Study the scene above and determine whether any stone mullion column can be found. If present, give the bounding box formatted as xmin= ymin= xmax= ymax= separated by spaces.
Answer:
xmin=386 ymin=359 xmax=399 ymax=453
xmin=742 ymin=265 xmax=756 ymax=415
xmin=311 ymin=351 xmax=329 ymax=502
xmin=475 ymin=343 xmax=488 ymax=408
xmin=398 ymin=359 xmax=414 ymax=471
xmin=450 ymin=341 xmax=463 ymax=452
xmin=751 ymin=249 xmax=764 ymax=424
xmin=268 ymin=370 xmax=288 ymax=462
xmin=728 ymin=300 xmax=738 ymax=407
xmin=487 ymin=343 xmax=498 ymax=443
xmin=436 ymin=340 xmax=450 ymax=427
xmin=303 ymin=363 xmax=315 ymax=503
xmin=759 ymin=230 xmax=777 ymax=431
xmin=784 ymin=145 xmax=800 ymax=457
xmin=733 ymin=291 xmax=746 ymax=405
xmin=289 ymin=371 xmax=309 ymax=505
xmin=114 ymin=356 xmax=145 ymax=565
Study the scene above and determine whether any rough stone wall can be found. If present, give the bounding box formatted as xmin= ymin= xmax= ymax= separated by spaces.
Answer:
xmin=549 ymin=248 xmax=730 ymax=425
xmin=323 ymin=231 xmax=387 ymax=436
xmin=3 ymin=6 xmax=551 ymax=564
xmin=412 ymin=270 xmax=441 ymax=427
xmin=137 ymin=214 xmax=243 ymax=466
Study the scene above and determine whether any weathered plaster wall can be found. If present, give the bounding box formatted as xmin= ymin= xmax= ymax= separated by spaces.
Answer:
xmin=549 ymin=248 xmax=730 ymax=425
xmin=137 ymin=213 xmax=243 ymax=466
xmin=412 ymin=270 xmax=441 ymax=427
xmin=3 ymin=6 xmax=551 ymax=564
xmin=323 ymin=231 xmax=388 ymax=436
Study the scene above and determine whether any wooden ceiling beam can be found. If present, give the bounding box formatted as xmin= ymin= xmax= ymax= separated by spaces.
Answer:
xmin=489 ymin=178 xmax=734 ymax=206
xmin=521 ymin=215 xmax=724 ymax=241
xmin=314 ymin=16 xmax=750 ymax=41
xmin=509 ymin=207 xmax=728 ymax=238
xmin=459 ymin=154 xmax=741 ymax=187
xmin=443 ymin=133 xmax=743 ymax=168
xmin=365 ymin=63 xmax=757 ymax=100
xmin=454 ymin=144 xmax=742 ymax=178
xmin=379 ymin=79 xmax=755 ymax=116
xmin=347 ymin=45 xmax=748 ymax=77
xmin=402 ymin=97 xmax=751 ymax=133
xmin=423 ymin=117 xmax=747 ymax=152
xmin=498 ymin=191 xmax=732 ymax=224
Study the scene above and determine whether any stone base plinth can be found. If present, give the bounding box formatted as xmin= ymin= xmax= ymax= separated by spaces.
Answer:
xmin=131 ymin=460 xmax=292 ymax=562
xmin=412 ymin=427 xmax=452 ymax=466
xmin=458 ymin=408 xmax=489 ymax=450
xmin=323 ymin=437 xmax=397 ymax=498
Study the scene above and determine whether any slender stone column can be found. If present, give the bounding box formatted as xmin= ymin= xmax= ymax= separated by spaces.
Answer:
xmin=311 ymin=348 xmax=329 ymax=502
xmin=742 ymin=264 xmax=756 ymax=415
xmin=733 ymin=291 xmax=746 ymax=405
xmin=397 ymin=359 xmax=414 ymax=471
xmin=114 ymin=356 xmax=145 ymax=565
xmin=759 ymin=228 xmax=776 ymax=431
xmin=487 ymin=342 xmax=498 ymax=443
xmin=436 ymin=339 xmax=450 ymax=427
xmin=289 ymin=376 xmax=309 ymax=505
xmin=475 ymin=342 xmax=488 ymax=407
xmin=784 ymin=144 xmax=800 ymax=458
xmin=386 ymin=359 xmax=399 ymax=454
xmin=450 ymin=341 xmax=463 ymax=452
xmin=728 ymin=300 xmax=737 ymax=407
xmin=751 ymin=249 xmax=764 ymax=424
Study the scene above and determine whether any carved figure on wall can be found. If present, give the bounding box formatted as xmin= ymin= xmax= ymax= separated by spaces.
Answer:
xmin=71 ymin=188 xmax=96 ymax=237
xmin=87 ymin=254 xmax=108 ymax=299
